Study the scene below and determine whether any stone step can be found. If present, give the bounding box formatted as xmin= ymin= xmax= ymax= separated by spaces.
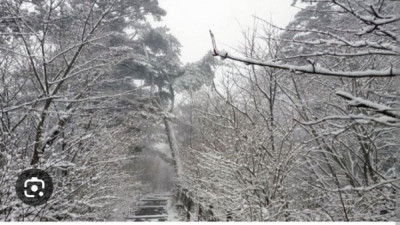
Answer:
xmin=126 ymin=214 xmax=168 ymax=221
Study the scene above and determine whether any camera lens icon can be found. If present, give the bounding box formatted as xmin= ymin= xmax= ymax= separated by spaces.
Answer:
xmin=24 ymin=177 xmax=45 ymax=198
xmin=16 ymin=169 xmax=53 ymax=206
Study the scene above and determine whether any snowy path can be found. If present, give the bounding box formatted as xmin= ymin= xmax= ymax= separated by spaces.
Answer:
xmin=126 ymin=192 xmax=178 ymax=221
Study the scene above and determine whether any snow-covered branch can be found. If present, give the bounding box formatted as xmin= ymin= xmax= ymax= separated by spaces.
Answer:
xmin=298 ymin=114 xmax=399 ymax=127
xmin=336 ymin=91 xmax=400 ymax=120
xmin=328 ymin=178 xmax=400 ymax=192
xmin=209 ymin=31 xmax=399 ymax=78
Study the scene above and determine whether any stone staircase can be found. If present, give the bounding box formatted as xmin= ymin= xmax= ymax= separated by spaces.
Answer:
xmin=126 ymin=193 xmax=171 ymax=221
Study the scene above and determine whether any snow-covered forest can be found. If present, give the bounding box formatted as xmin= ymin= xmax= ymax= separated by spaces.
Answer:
xmin=0 ymin=0 xmax=399 ymax=221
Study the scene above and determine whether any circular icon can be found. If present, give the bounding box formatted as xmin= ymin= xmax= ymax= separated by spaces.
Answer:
xmin=15 ymin=169 xmax=53 ymax=206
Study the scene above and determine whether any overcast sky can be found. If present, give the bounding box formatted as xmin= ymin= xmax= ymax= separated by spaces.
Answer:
xmin=156 ymin=0 xmax=299 ymax=63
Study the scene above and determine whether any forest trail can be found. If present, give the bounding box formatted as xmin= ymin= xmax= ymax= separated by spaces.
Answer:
xmin=126 ymin=192 xmax=178 ymax=221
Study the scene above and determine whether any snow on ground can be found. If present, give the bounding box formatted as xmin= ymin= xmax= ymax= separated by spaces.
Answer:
xmin=153 ymin=142 xmax=172 ymax=158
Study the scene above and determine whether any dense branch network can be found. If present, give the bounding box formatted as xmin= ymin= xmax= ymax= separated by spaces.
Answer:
xmin=209 ymin=0 xmax=399 ymax=78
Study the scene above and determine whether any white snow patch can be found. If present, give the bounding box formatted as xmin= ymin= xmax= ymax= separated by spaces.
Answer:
xmin=153 ymin=142 xmax=172 ymax=158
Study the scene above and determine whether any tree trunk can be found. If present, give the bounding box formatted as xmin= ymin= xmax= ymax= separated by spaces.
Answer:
xmin=163 ymin=116 xmax=182 ymax=179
